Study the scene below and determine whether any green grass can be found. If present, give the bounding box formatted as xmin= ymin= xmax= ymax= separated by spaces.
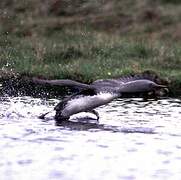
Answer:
xmin=0 ymin=0 xmax=181 ymax=95
xmin=0 ymin=29 xmax=181 ymax=84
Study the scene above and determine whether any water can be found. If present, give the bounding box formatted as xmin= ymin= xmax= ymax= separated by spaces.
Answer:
xmin=0 ymin=96 xmax=181 ymax=180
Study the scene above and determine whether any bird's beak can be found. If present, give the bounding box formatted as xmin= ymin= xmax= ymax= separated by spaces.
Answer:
xmin=155 ymin=84 xmax=169 ymax=95
xmin=155 ymin=84 xmax=167 ymax=89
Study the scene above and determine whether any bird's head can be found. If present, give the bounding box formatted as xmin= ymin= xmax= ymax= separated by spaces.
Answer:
xmin=145 ymin=80 xmax=167 ymax=90
xmin=119 ymin=80 xmax=167 ymax=93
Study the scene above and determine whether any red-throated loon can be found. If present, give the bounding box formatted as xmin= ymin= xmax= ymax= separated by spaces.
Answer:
xmin=33 ymin=74 xmax=167 ymax=123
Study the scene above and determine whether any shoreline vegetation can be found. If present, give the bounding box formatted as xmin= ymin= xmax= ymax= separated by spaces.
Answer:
xmin=0 ymin=0 xmax=181 ymax=97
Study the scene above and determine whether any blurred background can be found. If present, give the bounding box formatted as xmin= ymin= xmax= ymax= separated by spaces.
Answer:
xmin=1 ymin=0 xmax=181 ymax=39
xmin=0 ymin=0 xmax=181 ymax=87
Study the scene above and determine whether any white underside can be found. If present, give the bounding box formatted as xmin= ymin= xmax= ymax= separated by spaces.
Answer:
xmin=61 ymin=92 xmax=119 ymax=117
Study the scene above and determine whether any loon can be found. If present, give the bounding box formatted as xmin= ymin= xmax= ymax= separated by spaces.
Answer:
xmin=33 ymin=74 xmax=167 ymax=123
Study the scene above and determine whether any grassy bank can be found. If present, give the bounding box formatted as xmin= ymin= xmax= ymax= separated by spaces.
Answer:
xmin=0 ymin=29 xmax=181 ymax=81
xmin=0 ymin=0 xmax=181 ymax=96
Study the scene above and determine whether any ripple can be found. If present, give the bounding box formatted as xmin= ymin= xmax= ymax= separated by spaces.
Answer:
xmin=0 ymin=96 xmax=181 ymax=180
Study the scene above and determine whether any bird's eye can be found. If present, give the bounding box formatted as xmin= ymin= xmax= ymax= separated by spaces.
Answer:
xmin=149 ymin=83 xmax=153 ymax=88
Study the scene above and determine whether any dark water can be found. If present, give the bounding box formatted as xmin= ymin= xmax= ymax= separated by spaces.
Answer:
xmin=0 ymin=96 xmax=181 ymax=180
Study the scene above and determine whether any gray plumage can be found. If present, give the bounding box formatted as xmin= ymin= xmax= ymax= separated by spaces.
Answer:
xmin=35 ymin=74 xmax=167 ymax=123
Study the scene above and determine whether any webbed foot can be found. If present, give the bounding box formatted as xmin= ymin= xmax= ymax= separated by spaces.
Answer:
xmin=86 ymin=109 xmax=99 ymax=122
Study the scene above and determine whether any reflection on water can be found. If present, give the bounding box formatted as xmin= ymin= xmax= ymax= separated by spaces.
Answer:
xmin=0 ymin=96 xmax=181 ymax=180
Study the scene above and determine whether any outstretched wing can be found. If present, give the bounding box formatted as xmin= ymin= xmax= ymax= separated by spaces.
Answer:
xmin=54 ymin=88 xmax=97 ymax=112
xmin=33 ymin=71 xmax=167 ymax=94
xmin=32 ymin=78 xmax=93 ymax=90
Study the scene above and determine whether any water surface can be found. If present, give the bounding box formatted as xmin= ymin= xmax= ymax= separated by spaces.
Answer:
xmin=0 ymin=96 xmax=181 ymax=180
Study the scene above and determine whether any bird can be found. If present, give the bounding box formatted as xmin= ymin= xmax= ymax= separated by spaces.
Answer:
xmin=33 ymin=73 xmax=167 ymax=123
